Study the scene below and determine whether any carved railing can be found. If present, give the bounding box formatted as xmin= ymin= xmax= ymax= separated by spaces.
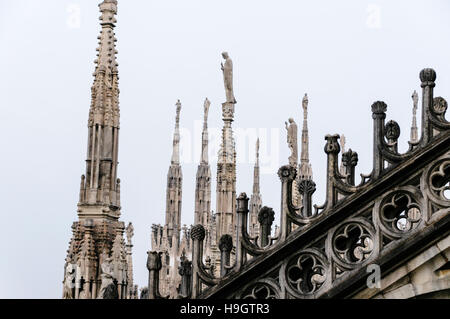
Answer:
xmin=146 ymin=68 xmax=450 ymax=299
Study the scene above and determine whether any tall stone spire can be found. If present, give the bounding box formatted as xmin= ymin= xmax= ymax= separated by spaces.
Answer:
xmin=63 ymin=0 xmax=132 ymax=299
xmin=200 ymin=98 xmax=210 ymax=165
xmin=165 ymin=100 xmax=183 ymax=248
xmin=171 ymin=100 xmax=182 ymax=165
xmin=195 ymin=98 xmax=212 ymax=227
xmin=195 ymin=98 xmax=212 ymax=256
xmin=411 ymin=90 xmax=419 ymax=143
xmin=299 ymin=94 xmax=312 ymax=180
xmin=249 ymin=138 xmax=262 ymax=240
xmin=216 ymin=52 xmax=237 ymax=243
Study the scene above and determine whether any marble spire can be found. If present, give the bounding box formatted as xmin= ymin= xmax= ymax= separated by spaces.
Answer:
xmin=64 ymin=0 xmax=132 ymax=300
xmin=195 ymin=99 xmax=213 ymax=257
xmin=166 ymin=100 xmax=183 ymax=247
xmin=249 ymin=138 xmax=262 ymax=240
xmin=299 ymin=94 xmax=312 ymax=180
xmin=171 ymin=100 xmax=182 ymax=165
xmin=216 ymin=52 xmax=237 ymax=243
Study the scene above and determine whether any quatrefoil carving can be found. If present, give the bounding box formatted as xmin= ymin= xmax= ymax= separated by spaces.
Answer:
xmin=332 ymin=221 xmax=374 ymax=266
xmin=285 ymin=249 xmax=327 ymax=296
xmin=242 ymin=281 xmax=279 ymax=299
xmin=380 ymin=191 xmax=421 ymax=235
xmin=429 ymin=160 xmax=450 ymax=202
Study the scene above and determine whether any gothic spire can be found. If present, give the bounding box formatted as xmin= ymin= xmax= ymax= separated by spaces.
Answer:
xmin=201 ymin=98 xmax=210 ymax=164
xmin=64 ymin=1 xmax=132 ymax=300
xmin=195 ymin=98 xmax=212 ymax=229
xmin=81 ymin=0 xmax=121 ymax=208
xmin=249 ymin=138 xmax=262 ymax=240
xmin=95 ymin=0 xmax=118 ymax=74
xmin=165 ymin=100 xmax=183 ymax=248
xmin=411 ymin=90 xmax=419 ymax=143
xmin=253 ymin=138 xmax=260 ymax=194
xmin=171 ymin=100 xmax=182 ymax=165
xmin=299 ymin=93 xmax=312 ymax=180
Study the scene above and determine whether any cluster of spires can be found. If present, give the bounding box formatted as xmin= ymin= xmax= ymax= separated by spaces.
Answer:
xmin=64 ymin=0 xmax=428 ymax=299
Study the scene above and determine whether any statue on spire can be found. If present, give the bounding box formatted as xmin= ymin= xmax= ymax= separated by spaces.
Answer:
xmin=171 ymin=100 xmax=182 ymax=165
xmin=203 ymin=98 xmax=211 ymax=127
xmin=302 ymin=94 xmax=309 ymax=117
xmin=221 ymin=52 xmax=237 ymax=104
xmin=285 ymin=118 xmax=298 ymax=167
xmin=256 ymin=138 xmax=260 ymax=166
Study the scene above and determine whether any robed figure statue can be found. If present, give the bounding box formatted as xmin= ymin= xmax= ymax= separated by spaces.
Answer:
xmin=221 ymin=52 xmax=237 ymax=104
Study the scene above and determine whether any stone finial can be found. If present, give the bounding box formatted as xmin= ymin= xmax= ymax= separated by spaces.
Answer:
xmin=342 ymin=149 xmax=358 ymax=168
xmin=277 ymin=165 xmax=297 ymax=182
xmin=419 ymin=68 xmax=436 ymax=87
xmin=236 ymin=192 xmax=249 ymax=213
xmin=385 ymin=120 xmax=401 ymax=142
xmin=371 ymin=101 xmax=387 ymax=116
xmin=190 ymin=224 xmax=206 ymax=241
xmin=146 ymin=251 xmax=162 ymax=271
xmin=433 ymin=96 xmax=448 ymax=115
xmin=258 ymin=206 xmax=275 ymax=226
xmin=218 ymin=234 xmax=233 ymax=252
xmin=324 ymin=134 xmax=340 ymax=154
xmin=258 ymin=206 xmax=275 ymax=247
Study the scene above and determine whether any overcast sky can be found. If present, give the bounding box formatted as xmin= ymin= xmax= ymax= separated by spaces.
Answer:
xmin=0 ymin=0 xmax=449 ymax=298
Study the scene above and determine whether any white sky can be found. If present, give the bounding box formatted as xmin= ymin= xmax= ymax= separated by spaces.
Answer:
xmin=0 ymin=0 xmax=449 ymax=298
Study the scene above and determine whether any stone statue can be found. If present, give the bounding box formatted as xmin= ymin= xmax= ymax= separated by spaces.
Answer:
xmin=126 ymin=222 xmax=134 ymax=244
xmin=412 ymin=90 xmax=418 ymax=116
xmin=62 ymin=262 xmax=76 ymax=299
xmin=97 ymin=256 xmax=117 ymax=299
xmin=221 ymin=52 xmax=237 ymax=104
xmin=302 ymin=93 xmax=309 ymax=113
xmin=285 ymin=118 xmax=298 ymax=166
xmin=204 ymin=98 xmax=211 ymax=123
